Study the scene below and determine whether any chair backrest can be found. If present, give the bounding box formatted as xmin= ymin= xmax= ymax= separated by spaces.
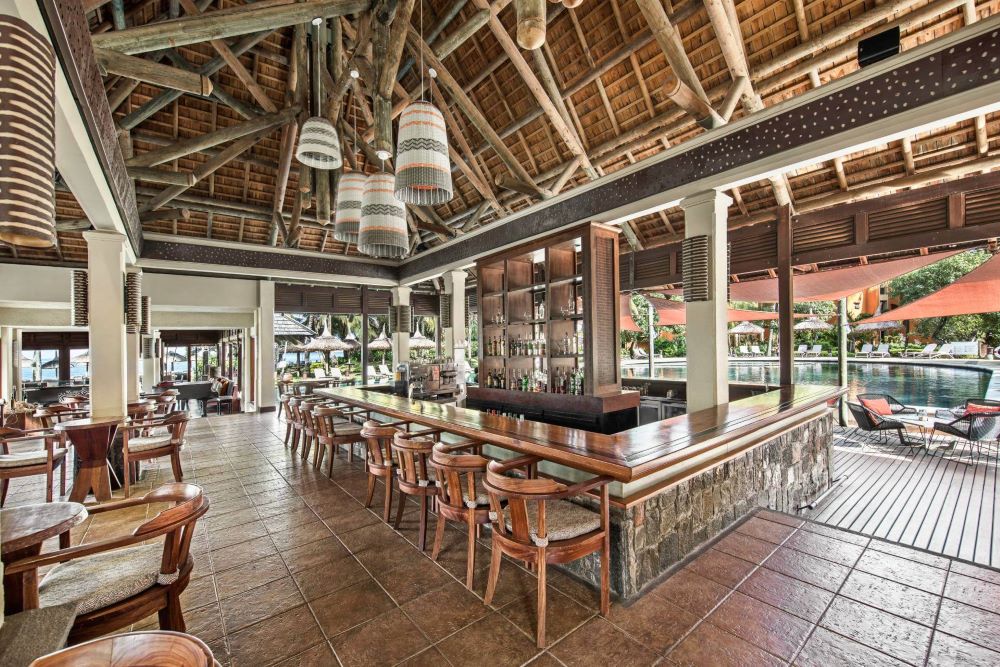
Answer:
xmin=922 ymin=344 xmax=936 ymax=353
xmin=313 ymin=368 xmax=327 ymax=379
xmin=331 ymin=368 xmax=344 ymax=379
xmin=379 ymin=364 xmax=391 ymax=375
xmin=59 ymin=394 xmax=88 ymax=407
xmin=860 ymin=344 xmax=873 ymax=353
xmin=367 ymin=366 xmax=377 ymax=379
xmin=937 ymin=344 xmax=952 ymax=354
xmin=391 ymin=433 xmax=435 ymax=488
xmin=857 ymin=393 xmax=905 ymax=414
xmin=132 ymin=483 xmax=209 ymax=578
xmin=313 ymin=405 xmax=349 ymax=442
xmin=751 ymin=345 xmax=762 ymax=354
xmin=796 ymin=344 xmax=807 ymax=353
xmin=33 ymin=405 xmax=81 ymax=428
xmin=485 ymin=460 xmax=568 ymax=546
xmin=876 ymin=343 xmax=889 ymax=353
xmin=810 ymin=345 xmax=822 ymax=353
xmin=966 ymin=398 xmax=1000 ymax=409
xmin=162 ymin=412 xmax=190 ymax=444
xmin=360 ymin=421 xmax=399 ymax=468
xmin=432 ymin=443 xmax=488 ymax=511
xmin=847 ymin=402 xmax=880 ymax=431
xmin=280 ymin=394 xmax=294 ymax=421
xmin=738 ymin=345 xmax=749 ymax=354
xmin=967 ymin=413 xmax=1000 ymax=442
xmin=128 ymin=401 xmax=156 ymax=420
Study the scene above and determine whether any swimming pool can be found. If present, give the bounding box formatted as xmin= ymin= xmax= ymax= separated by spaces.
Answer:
xmin=622 ymin=361 xmax=994 ymax=409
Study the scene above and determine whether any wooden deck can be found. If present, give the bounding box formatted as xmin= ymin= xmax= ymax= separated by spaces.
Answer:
xmin=806 ymin=428 xmax=1000 ymax=568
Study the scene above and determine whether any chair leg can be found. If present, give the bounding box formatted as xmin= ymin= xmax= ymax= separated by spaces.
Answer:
xmin=46 ymin=468 xmax=53 ymax=503
xmin=394 ymin=488 xmax=406 ymax=529
xmin=365 ymin=473 xmax=376 ymax=508
xmin=123 ymin=453 xmax=131 ymax=498
xmin=312 ymin=440 xmax=323 ymax=470
xmin=465 ymin=511 xmax=476 ymax=590
xmin=383 ymin=476 xmax=394 ymax=523
xmin=418 ymin=495 xmax=428 ymax=551
xmin=284 ymin=423 xmax=292 ymax=446
xmin=327 ymin=446 xmax=334 ymax=478
xmin=0 ymin=478 xmax=7 ymax=506
xmin=60 ymin=460 xmax=66 ymax=497
xmin=431 ymin=509 xmax=446 ymax=562
xmin=536 ymin=552 xmax=547 ymax=649
xmin=600 ymin=530 xmax=610 ymax=617
xmin=484 ymin=538 xmax=502 ymax=606
xmin=158 ymin=591 xmax=186 ymax=632
xmin=170 ymin=451 xmax=184 ymax=482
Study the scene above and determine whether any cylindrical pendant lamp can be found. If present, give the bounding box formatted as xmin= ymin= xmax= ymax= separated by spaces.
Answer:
xmin=0 ymin=16 xmax=56 ymax=249
xmin=333 ymin=171 xmax=368 ymax=245
xmin=71 ymin=270 xmax=88 ymax=327
xmin=394 ymin=102 xmax=453 ymax=205
xmin=125 ymin=271 xmax=142 ymax=334
xmin=358 ymin=172 xmax=408 ymax=259
xmin=295 ymin=117 xmax=342 ymax=170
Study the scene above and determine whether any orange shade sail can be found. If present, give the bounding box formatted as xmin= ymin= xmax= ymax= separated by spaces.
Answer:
xmin=856 ymin=252 xmax=1000 ymax=324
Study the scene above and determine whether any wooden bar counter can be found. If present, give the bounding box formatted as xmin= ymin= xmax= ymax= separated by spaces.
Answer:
xmin=317 ymin=384 xmax=843 ymax=599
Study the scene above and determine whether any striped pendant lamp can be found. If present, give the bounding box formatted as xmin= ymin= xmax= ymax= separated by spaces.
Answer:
xmin=358 ymin=172 xmax=408 ymax=259
xmin=0 ymin=16 xmax=56 ymax=249
xmin=333 ymin=171 xmax=368 ymax=244
xmin=295 ymin=117 xmax=342 ymax=170
xmin=394 ymin=101 xmax=453 ymax=205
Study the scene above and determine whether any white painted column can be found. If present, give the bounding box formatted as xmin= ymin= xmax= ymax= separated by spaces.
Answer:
xmin=141 ymin=331 xmax=159 ymax=394
xmin=84 ymin=231 xmax=127 ymax=418
xmin=257 ymin=281 xmax=276 ymax=412
xmin=391 ymin=286 xmax=411 ymax=369
xmin=0 ymin=327 xmax=13 ymax=404
xmin=441 ymin=270 xmax=466 ymax=361
xmin=680 ymin=190 xmax=732 ymax=412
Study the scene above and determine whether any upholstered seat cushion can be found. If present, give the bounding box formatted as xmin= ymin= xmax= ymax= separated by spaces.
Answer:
xmin=462 ymin=480 xmax=489 ymax=507
xmin=128 ymin=434 xmax=173 ymax=453
xmin=39 ymin=543 xmax=181 ymax=615
xmin=505 ymin=500 xmax=600 ymax=545
xmin=332 ymin=423 xmax=362 ymax=437
xmin=0 ymin=448 xmax=66 ymax=468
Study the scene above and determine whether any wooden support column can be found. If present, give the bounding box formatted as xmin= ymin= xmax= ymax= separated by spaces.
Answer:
xmin=361 ymin=286 xmax=370 ymax=386
xmin=777 ymin=204 xmax=794 ymax=387
xmin=838 ymin=298 xmax=848 ymax=426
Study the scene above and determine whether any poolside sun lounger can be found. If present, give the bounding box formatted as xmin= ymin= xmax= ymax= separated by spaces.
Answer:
xmin=909 ymin=344 xmax=937 ymax=358
xmin=738 ymin=345 xmax=750 ymax=356
xmin=858 ymin=344 xmax=873 ymax=358
xmin=313 ymin=368 xmax=327 ymax=379
xmin=795 ymin=344 xmax=808 ymax=356
xmin=931 ymin=344 xmax=954 ymax=358
xmin=873 ymin=343 xmax=891 ymax=358
xmin=751 ymin=345 xmax=764 ymax=356
xmin=805 ymin=345 xmax=823 ymax=357
xmin=378 ymin=364 xmax=393 ymax=378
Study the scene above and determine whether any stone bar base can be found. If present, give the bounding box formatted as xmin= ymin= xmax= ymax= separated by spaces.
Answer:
xmin=562 ymin=410 xmax=835 ymax=600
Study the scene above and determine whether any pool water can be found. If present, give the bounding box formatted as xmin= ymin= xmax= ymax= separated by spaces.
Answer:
xmin=623 ymin=361 xmax=993 ymax=409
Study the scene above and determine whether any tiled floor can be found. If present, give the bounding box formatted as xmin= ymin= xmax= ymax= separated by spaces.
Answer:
xmin=7 ymin=412 xmax=1000 ymax=666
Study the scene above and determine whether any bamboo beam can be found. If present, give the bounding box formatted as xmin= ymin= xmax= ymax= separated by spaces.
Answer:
xmin=397 ymin=0 xmax=467 ymax=80
xmin=470 ymin=0 xmax=596 ymax=179
xmin=94 ymin=47 xmax=212 ymax=96
xmin=404 ymin=25 xmax=541 ymax=196
xmin=375 ymin=0 xmax=415 ymax=99
xmin=128 ymin=166 xmax=197 ymax=186
xmin=139 ymin=208 xmax=191 ymax=222
xmin=90 ymin=0 xmax=369 ymax=54
xmin=495 ymin=173 xmax=548 ymax=198
xmin=270 ymin=24 xmax=305 ymax=246
xmin=429 ymin=84 xmax=500 ymax=211
xmin=126 ymin=106 xmax=298 ymax=167
xmin=434 ymin=9 xmax=489 ymax=59
xmin=634 ymin=0 xmax=710 ymax=103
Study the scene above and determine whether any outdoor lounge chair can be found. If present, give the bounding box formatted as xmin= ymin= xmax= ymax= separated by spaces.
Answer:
xmin=933 ymin=412 xmax=1000 ymax=458
xmin=795 ymin=344 xmax=808 ymax=356
xmin=805 ymin=345 xmax=823 ymax=357
xmin=857 ymin=393 xmax=917 ymax=416
xmin=738 ymin=345 xmax=750 ymax=356
xmin=313 ymin=368 xmax=328 ymax=379
xmin=908 ymin=344 xmax=937 ymax=358
xmin=751 ymin=345 xmax=764 ymax=356
xmin=873 ymin=343 xmax=891 ymax=358
xmin=858 ymin=344 xmax=873 ymax=357
xmin=846 ymin=402 xmax=916 ymax=449
xmin=378 ymin=364 xmax=393 ymax=378
xmin=330 ymin=367 xmax=354 ymax=386
xmin=931 ymin=343 xmax=954 ymax=358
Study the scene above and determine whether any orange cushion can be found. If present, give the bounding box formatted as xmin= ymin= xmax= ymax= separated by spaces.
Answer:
xmin=966 ymin=403 xmax=1000 ymax=414
xmin=860 ymin=398 xmax=892 ymax=415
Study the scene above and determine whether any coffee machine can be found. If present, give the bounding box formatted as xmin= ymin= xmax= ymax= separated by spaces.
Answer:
xmin=406 ymin=358 xmax=459 ymax=400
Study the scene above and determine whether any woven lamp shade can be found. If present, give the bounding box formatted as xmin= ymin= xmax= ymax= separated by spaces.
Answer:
xmin=295 ymin=117 xmax=342 ymax=170
xmin=140 ymin=296 xmax=152 ymax=335
xmin=333 ymin=171 xmax=368 ymax=244
xmin=358 ymin=172 xmax=408 ymax=259
xmin=394 ymin=102 xmax=453 ymax=205
xmin=125 ymin=272 xmax=142 ymax=334
xmin=71 ymin=270 xmax=88 ymax=327
xmin=0 ymin=16 xmax=56 ymax=249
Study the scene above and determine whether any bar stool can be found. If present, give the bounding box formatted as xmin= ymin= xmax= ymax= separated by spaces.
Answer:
xmin=484 ymin=457 xmax=613 ymax=648
xmin=313 ymin=406 xmax=364 ymax=476
xmin=390 ymin=433 xmax=438 ymax=551
xmin=430 ymin=441 xmax=490 ymax=589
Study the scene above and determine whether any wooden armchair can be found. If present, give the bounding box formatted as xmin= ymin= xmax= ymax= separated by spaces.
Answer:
xmin=32 ymin=406 xmax=87 ymax=430
xmin=430 ymin=440 xmax=490 ymax=589
xmin=313 ymin=406 xmax=365 ymax=475
xmin=152 ymin=390 xmax=179 ymax=417
xmin=279 ymin=395 xmax=295 ymax=447
xmin=4 ymin=483 xmax=209 ymax=645
xmin=122 ymin=413 xmax=190 ymax=497
xmin=390 ymin=433 xmax=438 ymax=551
xmin=359 ymin=422 xmax=401 ymax=522
xmin=0 ymin=427 xmax=67 ymax=506
xmin=483 ymin=457 xmax=612 ymax=648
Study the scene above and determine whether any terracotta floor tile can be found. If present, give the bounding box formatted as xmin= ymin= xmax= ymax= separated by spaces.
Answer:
xmin=854 ymin=548 xmax=948 ymax=595
xmin=762 ymin=545 xmax=851 ymax=592
xmin=783 ymin=530 xmax=865 ymax=568
xmin=838 ymin=570 xmax=940 ymax=627
xmin=211 ymin=535 xmax=278 ymax=573
xmin=794 ymin=627 xmax=908 ymax=667
xmin=607 ymin=588 xmax=699 ymax=655
xmin=499 ymin=585 xmax=595 ymax=646
xmin=706 ymin=592 xmax=812 ymax=660
xmin=524 ymin=653 xmax=565 ymax=667
xmin=206 ymin=507 xmax=262 ymax=532
xmin=400 ymin=580 xmax=490 ymax=642
xmin=944 ymin=571 xmax=1000 ymax=614
xmin=268 ymin=520 xmax=334 ymax=551
xmin=927 ymin=631 xmax=1000 ymax=666
xmin=280 ymin=535 xmax=352 ymax=574
xmin=331 ymin=608 xmax=429 ymax=667
xmin=319 ymin=505 xmax=380 ymax=533
xmin=210 ymin=520 xmax=269 ymax=551
xmin=215 ymin=553 xmax=290 ymax=600
xmin=735 ymin=517 xmax=797 ymax=545
xmin=262 ymin=506 xmax=321 ymax=534
xmin=668 ymin=619 xmax=784 ymax=667
xmin=181 ymin=573 xmax=219 ymax=610
xmin=373 ymin=552 xmax=453 ymax=605
xmin=436 ymin=613 xmax=540 ymax=666
xmin=227 ymin=604 xmax=324 ymax=667
xmin=935 ymin=598 xmax=1000 ymax=653
xmin=819 ymin=596 xmax=933 ymax=664
xmin=713 ymin=531 xmax=779 ymax=565
xmin=738 ymin=568 xmax=834 ymax=624
xmin=272 ymin=642 xmax=337 ymax=667
xmin=684 ymin=548 xmax=757 ymax=589
xmin=550 ymin=617 xmax=658 ymax=667
xmin=310 ymin=579 xmax=396 ymax=637
xmin=653 ymin=569 xmax=731 ymax=617
xmin=220 ymin=575 xmax=305 ymax=634
xmin=184 ymin=602 xmax=226 ymax=644
xmin=292 ymin=554 xmax=370 ymax=601
xmin=396 ymin=646 xmax=452 ymax=667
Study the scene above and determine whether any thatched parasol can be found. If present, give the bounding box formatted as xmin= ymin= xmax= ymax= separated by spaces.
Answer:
xmin=304 ymin=324 xmax=354 ymax=353
xmin=368 ymin=329 xmax=392 ymax=351
xmin=408 ymin=329 xmax=437 ymax=350
xmin=794 ymin=317 xmax=833 ymax=331
xmin=729 ymin=321 xmax=765 ymax=336
xmin=850 ymin=320 xmax=903 ymax=332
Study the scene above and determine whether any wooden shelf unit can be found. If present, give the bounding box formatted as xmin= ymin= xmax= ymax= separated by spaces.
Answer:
xmin=475 ymin=223 xmax=623 ymax=398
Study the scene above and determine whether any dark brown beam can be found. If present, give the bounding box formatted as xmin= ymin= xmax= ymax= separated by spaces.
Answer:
xmin=777 ymin=205 xmax=793 ymax=387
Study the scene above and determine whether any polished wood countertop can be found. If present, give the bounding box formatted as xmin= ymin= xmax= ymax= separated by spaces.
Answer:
xmin=317 ymin=384 xmax=843 ymax=483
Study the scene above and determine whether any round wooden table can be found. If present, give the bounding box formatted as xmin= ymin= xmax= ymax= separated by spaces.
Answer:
xmin=29 ymin=630 xmax=218 ymax=667
xmin=1 ymin=501 xmax=87 ymax=614
xmin=54 ymin=416 xmax=125 ymax=503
